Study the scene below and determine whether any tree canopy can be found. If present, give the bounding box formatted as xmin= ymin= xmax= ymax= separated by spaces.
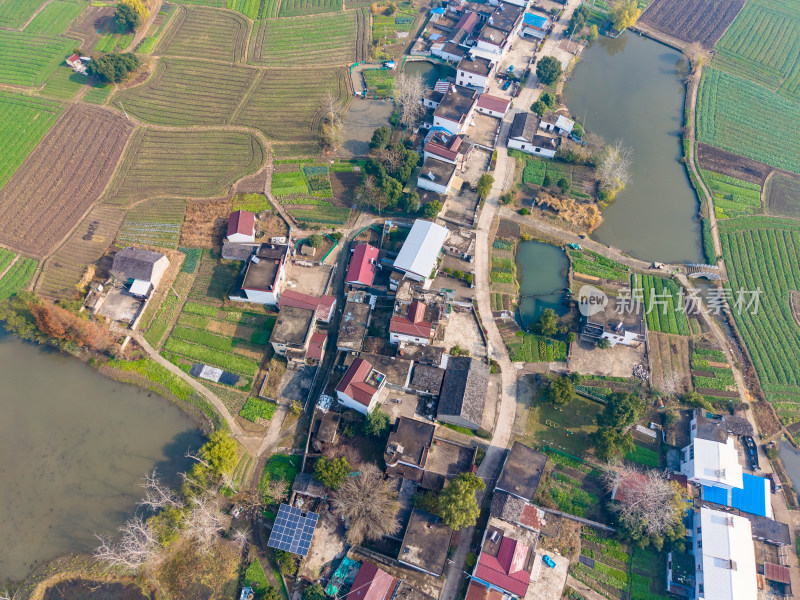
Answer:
xmin=199 ymin=430 xmax=238 ymax=478
xmin=331 ymin=463 xmax=400 ymax=545
xmin=436 ymin=472 xmax=485 ymax=530
xmin=477 ymin=174 xmax=494 ymax=200
xmin=532 ymin=99 xmax=548 ymax=116
xmin=424 ymin=199 xmax=442 ymax=219
xmin=610 ymin=0 xmax=641 ymax=32
xmin=598 ymin=391 xmax=643 ymax=431
xmin=314 ymin=457 xmax=351 ymax=490
xmin=536 ymin=56 xmax=562 ymax=86
xmin=594 ymin=426 xmax=635 ymax=462
xmin=536 ymin=307 xmax=559 ymax=336
xmin=363 ymin=407 xmax=389 ymax=437
xmin=87 ymin=52 xmax=140 ymax=83
xmin=547 ymin=376 xmax=575 ymax=407
xmin=308 ymin=234 xmax=323 ymax=248
xmin=370 ymin=126 xmax=391 ymax=150
xmin=115 ymin=0 xmax=148 ymax=31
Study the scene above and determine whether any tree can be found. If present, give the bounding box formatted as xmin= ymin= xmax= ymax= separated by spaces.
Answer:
xmin=381 ymin=175 xmax=403 ymax=207
xmin=532 ymin=99 xmax=548 ymax=116
xmin=572 ymin=122 xmax=584 ymax=138
xmin=370 ymin=126 xmax=391 ymax=150
xmin=275 ymin=549 xmax=298 ymax=576
xmin=477 ymin=174 xmax=494 ymax=200
xmin=183 ymin=494 xmax=225 ymax=554
xmin=303 ymin=583 xmax=327 ymax=600
xmin=542 ymin=173 xmax=553 ymax=187
xmin=596 ymin=139 xmax=633 ymax=195
xmin=594 ymin=426 xmax=635 ymax=462
xmin=597 ymin=338 xmax=611 ymax=349
xmin=604 ymin=467 xmax=687 ymax=550
xmin=94 ymin=516 xmax=161 ymax=572
xmin=501 ymin=192 xmax=513 ymax=205
xmin=359 ymin=175 xmax=390 ymax=213
xmin=87 ymin=52 xmax=140 ymax=83
xmin=682 ymin=391 xmax=712 ymax=410
xmin=115 ymin=0 xmax=148 ymax=31
xmin=424 ymin=199 xmax=442 ymax=219
xmin=261 ymin=477 xmax=288 ymax=504
xmin=319 ymin=92 xmax=344 ymax=150
xmin=609 ymin=0 xmax=641 ymax=32
xmin=567 ymin=332 xmax=577 ymax=343
xmin=566 ymin=4 xmax=589 ymax=37
xmin=598 ymin=392 xmax=643 ymax=431
xmin=404 ymin=191 xmax=420 ymax=213
xmin=199 ymin=430 xmax=238 ymax=479
xmin=557 ymin=177 xmax=570 ymax=193
xmin=536 ymin=56 xmax=562 ymax=86
xmin=436 ymin=472 xmax=485 ymax=530
xmin=547 ymin=376 xmax=574 ymax=407
xmin=263 ymin=587 xmax=282 ymax=600
xmin=364 ymin=407 xmax=389 ymax=437
xmin=536 ymin=307 xmax=559 ymax=336
xmin=395 ymin=72 xmax=425 ymax=128
xmin=29 ymin=299 xmax=114 ymax=352
xmin=331 ymin=463 xmax=400 ymax=545
xmin=588 ymin=24 xmax=599 ymax=42
xmin=308 ymin=234 xmax=324 ymax=248
xmin=315 ymin=457 xmax=351 ymax=490
xmin=541 ymin=92 xmax=557 ymax=108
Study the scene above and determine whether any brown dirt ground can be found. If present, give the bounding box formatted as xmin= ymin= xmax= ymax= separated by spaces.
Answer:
xmin=330 ymin=171 xmax=361 ymax=207
xmin=258 ymin=213 xmax=290 ymax=240
xmin=790 ymin=291 xmax=800 ymax=327
xmin=235 ymin=168 xmax=269 ymax=194
xmin=181 ymin=197 xmax=233 ymax=249
xmin=697 ymin=143 xmax=772 ymax=185
xmin=752 ymin=401 xmax=781 ymax=437
xmin=649 ymin=332 xmax=692 ymax=395
xmin=66 ymin=5 xmax=116 ymax=52
xmin=765 ymin=172 xmax=800 ymax=219
xmin=639 ymin=0 xmax=746 ymax=47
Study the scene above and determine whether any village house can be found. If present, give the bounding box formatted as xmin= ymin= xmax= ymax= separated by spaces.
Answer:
xmin=335 ymin=357 xmax=387 ymax=414
xmin=490 ymin=492 xmax=548 ymax=535
xmin=679 ymin=409 xmax=743 ymax=491
xmin=417 ymin=156 xmax=457 ymax=196
xmin=521 ymin=12 xmax=550 ymax=39
xmin=346 ymin=562 xmax=398 ymax=600
xmin=345 ymin=243 xmax=380 ymax=288
xmin=392 ymin=220 xmax=450 ymax=289
xmin=236 ymin=243 xmax=289 ymax=305
xmin=111 ymin=247 xmax=170 ymax=298
xmin=337 ymin=291 xmax=372 ymax=352
xmin=423 ymin=87 xmax=446 ymax=110
xmin=226 ymin=210 xmax=256 ymax=243
xmin=472 ymin=522 xmax=536 ymax=598
xmin=507 ymin=112 xmax=560 ymax=158
xmin=65 ymin=53 xmax=87 ymax=74
xmin=408 ymin=363 xmax=445 ymax=395
xmin=389 ymin=300 xmax=435 ymax=345
xmin=433 ymin=85 xmax=478 ymax=135
xmin=495 ymin=442 xmax=547 ymax=502
xmin=278 ymin=289 xmax=336 ymax=324
xmin=470 ymin=4 xmax=524 ymax=60
xmin=475 ymin=93 xmax=510 ymax=119
xmin=437 ymin=356 xmax=489 ymax=430
xmin=539 ymin=113 xmax=576 ymax=137
xmin=423 ymin=130 xmax=471 ymax=167
xmin=456 ymin=56 xmax=495 ymax=91
xmin=305 ymin=331 xmax=327 ymax=365
xmin=398 ymin=509 xmax=453 ymax=577
xmin=268 ymin=305 xmax=316 ymax=364
xmin=431 ymin=41 xmax=465 ymax=63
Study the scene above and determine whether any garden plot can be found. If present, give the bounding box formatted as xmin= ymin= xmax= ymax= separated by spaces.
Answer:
xmin=187 ymin=253 xmax=241 ymax=302
xmin=279 ymin=0 xmax=342 ymax=17
xmin=518 ymin=388 xmax=603 ymax=457
xmin=0 ymin=104 xmax=132 ymax=258
xmin=700 ymin=169 xmax=762 ymax=219
xmin=569 ymin=248 xmax=628 ymax=282
xmin=113 ymin=58 xmax=257 ymax=126
xmin=0 ymin=0 xmax=49 ymax=28
xmin=535 ymin=449 xmax=606 ymax=521
xmin=181 ymin=196 xmax=233 ymax=249
xmin=490 ymin=238 xmax=516 ymax=293
xmin=136 ymin=3 xmax=176 ymax=54
xmin=105 ymin=129 xmax=266 ymax=205
xmin=648 ymin=332 xmax=692 ymax=395
xmin=24 ymin=0 xmax=86 ymax=36
xmin=271 ymin=161 xmax=352 ymax=226
xmin=116 ymin=198 xmax=186 ymax=249
xmin=765 ymin=172 xmax=800 ymax=219
xmin=156 ymin=5 xmax=249 ymax=64
xmin=507 ymin=332 xmax=567 ymax=363
xmin=142 ymin=269 xmax=196 ymax=348
xmin=639 ymin=0 xmax=745 ymax=47
xmin=631 ymin=274 xmax=691 ymax=336
xmin=691 ymin=346 xmax=737 ymax=403
xmin=0 ymin=253 xmax=37 ymax=300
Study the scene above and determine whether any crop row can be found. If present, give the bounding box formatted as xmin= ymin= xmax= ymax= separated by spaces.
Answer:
xmin=0 ymin=30 xmax=75 ymax=87
xmin=570 ymin=249 xmax=628 ymax=281
xmin=279 ymin=0 xmax=342 ymax=17
xmin=632 ymin=274 xmax=691 ymax=336
xmin=0 ymin=0 xmax=46 ymax=28
xmin=25 ymin=0 xmax=86 ymax=35
xmin=288 ymin=206 xmax=351 ymax=225
xmin=165 ymin=337 xmax=260 ymax=376
xmin=239 ymin=397 xmax=277 ymax=422
xmin=507 ymin=332 xmax=567 ymax=362
xmin=157 ymin=5 xmax=248 ymax=64
xmin=229 ymin=0 xmax=262 ymax=19
xmin=0 ymin=257 xmax=37 ymax=300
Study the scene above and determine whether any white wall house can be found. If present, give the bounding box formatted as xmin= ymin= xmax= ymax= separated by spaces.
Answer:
xmin=540 ymin=114 xmax=575 ymax=136
xmin=431 ymin=42 xmax=465 ymax=63
xmin=240 ymin=244 xmax=289 ymax=305
xmin=432 ymin=85 xmax=478 ymax=135
xmin=417 ymin=156 xmax=457 ymax=195
xmin=680 ymin=434 xmax=743 ymax=490
xmin=693 ymin=508 xmax=757 ymax=600
xmin=335 ymin=358 xmax=386 ymax=415
xmin=507 ymin=112 xmax=560 ymax=158
xmin=389 ymin=301 xmax=433 ymax=345
xmin=226 ymin=210 xmax=255 ymax=243
xmin=456 ymin=56 xmax=494 ymax=91
xmin=475 ymin=94 xmax=510 ymax=119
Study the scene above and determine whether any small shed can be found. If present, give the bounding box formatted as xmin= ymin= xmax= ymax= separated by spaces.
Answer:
xmin=111 ymin=247 xmax=169 ymax=290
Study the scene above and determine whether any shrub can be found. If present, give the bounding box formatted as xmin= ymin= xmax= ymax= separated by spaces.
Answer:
xmin=520 ymin=207 xmax=530 ymax=215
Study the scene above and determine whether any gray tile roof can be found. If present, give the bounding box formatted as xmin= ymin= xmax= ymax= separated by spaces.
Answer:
xmin=509 ymin=112 xmax=539 ymax=143
xmin=437 ymin=356 xmax=488 ymax=426
xmin=112 ymin=247 xmax=166 ymax=282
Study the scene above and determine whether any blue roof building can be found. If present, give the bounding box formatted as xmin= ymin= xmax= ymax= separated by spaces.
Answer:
xmin=702 ymin=473 xmax=773 ymax=518
xmin=522 ymin=13 xmax=549 ymax=29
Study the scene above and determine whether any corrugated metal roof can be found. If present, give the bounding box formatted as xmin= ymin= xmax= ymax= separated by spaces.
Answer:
xmin=702 ymin=473 xmax=772 ymax=518
xmin=764 ymin=562 xmax=790 ymax=584
xmin=393 ymin=220 xmax=449 ymax=278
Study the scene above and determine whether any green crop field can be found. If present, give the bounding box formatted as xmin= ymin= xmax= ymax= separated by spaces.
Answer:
xmin=697 ymin=68 xmax=800 ymax=174
xmin=701 ymin=169 xmax=762 ymax=219
xmin=83 ymin=83 xmax=112 ymax=104
xmin=229 ymin=0 xmax=261 ymax=19
xmin=279 ymin=0 xmax=342 ymax=17
xmin=289 ymin=205 xmax=351 ymax=225
xmin=40 ymin=67 xmax=85 ymax=100
xmin=259 ymin=0 xmax=281 ymax=18
xmin=0 ymin=256 xmax=37 ymax=300
xmin=719 ymin=217 xmax=800 ymax=424
xmin=507 ymin=332 xmax=568 ymax=362
xmin=712 ymin=0 xmax=800 ymax=98
xmin=0 ymin=92 xmax=62 ymax=189
xmin=363 ymin=68 xmax=394 ymax=97
xmin=116 ymin=198 xmax=186 ymax=248
xmin=156 ymin=5 xmax=249 ymax=63
xmin=114 ymin=58 xmax=256 ymax=126
xmin=570 ymin=249 xmax=629 ymax=281
xmin=25 ymin=0 xmax=86 ymax=35
xmin=0 ymin=30 xmax=76 ymax=86
xmin=632 ymin=274 xmax=691 ymax=336
xmin=106 ymin=128 xmax=266 ymax=204
xmin=248 ymin=10 xmax=359 ymax=67
xmin=234 ymin=67 xmax=347 ymax=145
xmin=0 ymin=0 xmax=48 ymax=28
xmin=168 ymin=0 xmax=225 ymax=7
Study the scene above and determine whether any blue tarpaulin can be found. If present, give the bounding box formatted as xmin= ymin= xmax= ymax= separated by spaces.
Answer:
xmin=523 ymin=13 xmax=549 ymax=29
xmin=702 ymin=473 xmax=771 ymax=517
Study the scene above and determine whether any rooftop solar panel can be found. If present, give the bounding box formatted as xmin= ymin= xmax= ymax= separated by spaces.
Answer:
xmin=267 ymin=503 xmax=319 ymax=556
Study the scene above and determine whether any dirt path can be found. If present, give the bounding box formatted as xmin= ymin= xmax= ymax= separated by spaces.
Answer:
xmin=565 ymin=576 xmax=608 ymax=600
xmin=0 ymin=255 xmax=19 ymax=279
xmin=3 ymin=0 xmax=55 ymax=32
xmin=131 ymin=0 xmax=165 ymax=49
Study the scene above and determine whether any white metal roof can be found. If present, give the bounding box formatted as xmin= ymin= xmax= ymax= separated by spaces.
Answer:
xmin=129 ymin=279 xmax=152 ymax=297
xmin=555 ymin=115 xmax=575 ymax=134
xmin=394 ymin=220 xmax=450 ymax=278
xmin=690 ymin=437 xmax=743 ymax=489
xmin=697 ymin=508 xmax=757 ymax=600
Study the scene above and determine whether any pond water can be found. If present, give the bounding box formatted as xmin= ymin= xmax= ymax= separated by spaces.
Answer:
xmin=515 ymin=240 xmax=570 ymax=330
xmin=403 ymin=60 xmax=441 ymax=88
xmin=778 ymin=440 xmax=800 ymax=503
xmin=0 ymin=330 xmax=203 ymax=585
xmin=564 ymin=33 xmax=703 ymax=264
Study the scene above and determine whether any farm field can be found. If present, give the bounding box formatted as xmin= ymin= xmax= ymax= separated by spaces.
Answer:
xmin=279 ymin=0 xmax=342 ymax=17
xmin=0 ymin=104 xmax=132 ymax=257
xmin=116 ymin=198 xmax=186 ymax=249
xmin=0 ymin=0 xmax=48 ymax=28
xmin=363 ymin=68 xmax=394 ymax=97
xmin=712 ymin=0 xmax=800 ymax=98
xmin=697 ymin=68 xmax=800 ymax=174
xmin=113 ymin=58 xmax=257 ymax=126
xmin=631 ymin=274 xmax=691 ymax=336
xmin=105 ymin=128 xmax=266 ymax=205
xmin=719 ymin=217 xmax=800 ymax=425
xmin=228 ymin=0 xmax=261 ymax=19
xmin=0 ymin=29 xmax=76 ymax=86
xmin=766 ymin=173 xmax=800 ymax=219
xmin=39 ymin=67 xmax=85 ymax=100
xmin=248 ymin=10 xmax=363 ymax=67
xmin=83 ymin=83 xmax=113 ymax=104
xmin=700 ymin=169 xmax=762 ymax=219
xmin=142 ymin=270 xmax=196 ymax=348
xmin=65 ymin=4 xmax=115 ymax=52
xmin=569 ymin=248 xmax=629 ymax=282
xmin=639 ymin=0 xmax=745 ymax=47
xmin=0 ymin=255 xmax=38 ymax=300
xmin=24 ymin=0 xmax=86 ymax=35
xmin=156 ymin=5 xmax=249 ymax=64
xmin=136 ymin=3 xmax=176 ymax=54
xmin=0 ymin=92 xmax=62 ymax=190
xmin=535 ymin=449 xmax=606 ymax=521
xmin=519 ymin=390 xmax=603 ymax=456
xmin=233 ymin=67 xmax=348 ymax=145
xmin=507 ymin=332 xmax=568 ymax=362
xmin=691 ymin=346 xmax=737 ymax=404
xmin=648 ymin=332 xmax=692 ymax=395
xmin=696 ymin=142 xmax=771 ymax=186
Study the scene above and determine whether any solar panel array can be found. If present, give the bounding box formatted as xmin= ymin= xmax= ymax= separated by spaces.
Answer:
xmin=267 ymin=503 xmax=319 ymax=556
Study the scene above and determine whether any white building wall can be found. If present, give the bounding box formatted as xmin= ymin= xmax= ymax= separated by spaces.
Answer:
xmin=432 ymin=114 xmax=463 ymax=134
xmin=227 ymin=232 xmax=255 ymax=244
xmin=417 ymin=176 xmax=450 ymax=195
xmin=475 ymin=39 xmax=503 ymax=54
xmin=390 ymin=331 xmax=430 ymax=345
xmin=507 ymin=138 xmax=556 ymax=158
xmin=456 ymin=69 xmax=489 ymax=90
xmin=150 ymin=257 xmax=170 ymax=289
xmin=475 ymin=106 xmax=505 ymax=118
xmin=336 ymin=391 xmax=379 ymax=415
xmin=423 ymin=149 xmax=457 ymax=165
xmin=243 ymin=288 xmax=279 ymax=305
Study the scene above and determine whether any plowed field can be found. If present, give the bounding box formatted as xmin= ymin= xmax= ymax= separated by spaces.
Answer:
xmin=0 ymin=105 xmax=132 ymax=257
xmin=640 ymin=0 xmax=745 ymax=47
xmin=156 ymin=5 xmax=248 ymax=64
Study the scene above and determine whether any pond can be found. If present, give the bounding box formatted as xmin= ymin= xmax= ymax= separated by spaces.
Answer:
xmin=0 ymin=331 xmax=203 ymax=585
xmin=515 ymin=240 xmax=570 ymax=330
xmin=564 ymin=32 xmax=703 ymax=264
xmin=403 ymin=60 xmax=441 ymax=88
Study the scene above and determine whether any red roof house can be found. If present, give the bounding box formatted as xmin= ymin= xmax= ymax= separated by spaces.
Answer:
xmin=465 ymin=581 xmax=504 ymax=600
xmin=335 ymin=358 xmax=386 ymax=414
xmin=346 ymin=243 xmax=379 ymax=287
xmin=226 ymin=210 xmax=255 ymax=242
xmin=476 ymin=94 xmax=511 ymax=118
xmin=474 ymin=535 xmax=532 ymax=597
xmin=306 ymin=332 xmax=327 ymax=361
xmin=389 ymin=300 xmax=433 ymax=344
xmin=346 ymin=562 xmax=397 ymax=600
xmin=278 ymin=289 xmax=336 ymax=323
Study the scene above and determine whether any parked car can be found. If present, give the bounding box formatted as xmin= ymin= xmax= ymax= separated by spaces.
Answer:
xmin=502 ymin=80 xmax=512 ymax=91
xmin=543 ymin=555 xmax=556 ymax=568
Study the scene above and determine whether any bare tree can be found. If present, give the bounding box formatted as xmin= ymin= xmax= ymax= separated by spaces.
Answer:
xmin=231 ymin=527 xmax=250 ymax=548
xmin=394 ymin=72 xmax=425 ymax=128
xmin=603 ymin=466 xmax=685 ymax=540
xmin=358 ymin=175 xmax=390 ymax=214
xmin=685 ymin=42 xmax=710 ymax=74
xmin=378 ymin=147 xmax=405 ymax=173
xmin=331 ymin=463 xmax=400 ymax=546
xmin=139 ymin=470 xmax=182 ymax=511
xmin=262 ymin=477 xmax=288 ymax=504
xmin=320 ymin=91 xmax=344 ymax=150
xmin=93 ymin=516 xmax=163 ymax=572
xmin=596 ymin=139 xmax=633 ymax=193
xmin=183 ymin=495 xmax=226 ymax=554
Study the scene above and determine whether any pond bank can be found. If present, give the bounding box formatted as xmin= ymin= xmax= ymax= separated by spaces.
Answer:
xmin=515 ymin=240 xmax=570 ymax=330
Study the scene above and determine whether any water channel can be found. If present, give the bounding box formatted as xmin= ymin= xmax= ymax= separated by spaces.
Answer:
xmin=0 ymin=330 xmax=203 ymax=585
xmin=778 ymin=441 xmax=800 ymax=503
xmin=564 ymin=32 xmax=703 ymax=264
xmin=515 ymin=240 xmax=570 ymax=330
